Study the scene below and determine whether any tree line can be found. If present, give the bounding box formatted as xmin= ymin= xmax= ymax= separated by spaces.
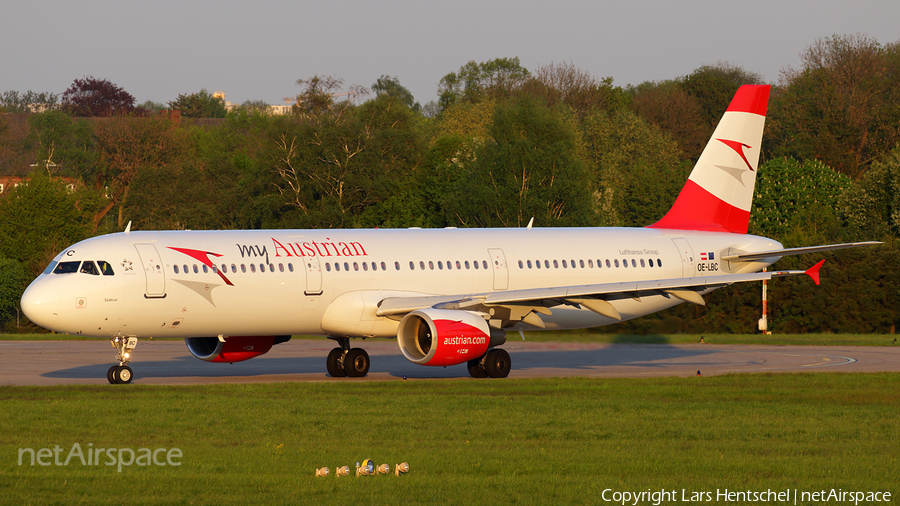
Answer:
xmin=0 ymin=34 xmax=898 ymax=334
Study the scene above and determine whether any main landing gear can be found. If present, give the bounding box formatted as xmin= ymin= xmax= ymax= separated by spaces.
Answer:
xmin=108 ymin=336 xmax=138 ymax=384
xmin=467 ymin=348 xmax=511 ymax=378
xmin=326 ymin=337 xmax=370 ymax=378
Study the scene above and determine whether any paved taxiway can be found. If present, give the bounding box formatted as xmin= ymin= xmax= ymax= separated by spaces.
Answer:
xmin=2 ymin=339 xmax=899 ymax=386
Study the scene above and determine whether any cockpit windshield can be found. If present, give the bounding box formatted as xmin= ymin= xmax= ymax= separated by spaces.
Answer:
xmin=50 ymin=260 xmax=115 ymax=276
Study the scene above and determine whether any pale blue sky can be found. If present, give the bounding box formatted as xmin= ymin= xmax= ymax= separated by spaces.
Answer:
xmin=2 ymin=0 xmax=899 ymax=107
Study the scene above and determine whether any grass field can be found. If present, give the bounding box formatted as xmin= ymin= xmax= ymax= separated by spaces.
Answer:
xmin=1 ymin=374 xmax=897 ymax=505
xmin=3 ymin=331 xmax=898 ymax=346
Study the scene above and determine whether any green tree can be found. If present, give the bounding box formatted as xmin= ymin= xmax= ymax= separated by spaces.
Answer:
xmin=749 ymin=158 xmax=853 ymax=242
xmin=450 ymin=96 xmax=594 ymax=228
xmin=840 ymin=145 xmax=900 ymax=238
xmin=372 ymin=75 xmax=420 ymax=113
xmin=25 ymin=110 xmax=96 ymax=177
xmin=167 ymin=89 xmax=227 ymax=118
xmin=0 ymin=171 xmax=93 ymax=275
xmin=524 ymin=62 xmax=628 ymax=118
xmin=681 ymin=62 xmax=765 ymax=129
xmin=630 ymin=80 xmax=708 ymax=161
xmin=0 ymin=257 xmax=29 ymax=326
xmin=581 ymin=108 xmax=682 ymax=225
xmin=438 ymin=57 xmax=530 ymax=111
xmin=767 ymin=34 xmax=900 ymax=178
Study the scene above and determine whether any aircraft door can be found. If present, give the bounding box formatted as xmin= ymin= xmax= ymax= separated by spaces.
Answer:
xmin=671 ymin=238 xmax=695 ymax=278
xmin=303 ymin=255 xmax=323 ymax=296
xmin=134 ymin=243 xmax=166 ymax=298
xmin=488 ymin=248 xmax=509 ymax=290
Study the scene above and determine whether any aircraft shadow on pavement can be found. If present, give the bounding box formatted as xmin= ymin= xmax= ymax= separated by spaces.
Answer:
xmin=42 ymin=341 xmax=721 ymax=382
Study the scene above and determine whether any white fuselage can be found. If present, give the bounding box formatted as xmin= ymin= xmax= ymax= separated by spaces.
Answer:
xmin=21 ymin=227 xmax=781 ymax=340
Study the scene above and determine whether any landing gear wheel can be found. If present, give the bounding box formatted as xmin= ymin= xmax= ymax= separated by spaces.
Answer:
xmin=484 ymin=349 xmax=511 ymax=378
xmin=467 ymin=358 xmax=488 ymax=378
xmin=344 ymin=348 xmax=370 ymax=377
xmin=117 ymin=365 xmax=133 ymax=384
xmin=107 ymin=365 xmax=118 ymax=384
xmin=326 ymin=347 xmax=347 ymax=378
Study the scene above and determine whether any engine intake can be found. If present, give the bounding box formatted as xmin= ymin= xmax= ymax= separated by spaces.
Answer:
xmin=397 ymin=309 xmax=505 ymax=366
xmin=185 ymin=336 xmax=290 ymax=363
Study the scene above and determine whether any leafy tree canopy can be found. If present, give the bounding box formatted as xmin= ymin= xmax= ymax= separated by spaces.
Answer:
xmin=167 ymin=89 xmax=226 ymax=118
xmin=61 ymin=76 xmax=136 ymax=117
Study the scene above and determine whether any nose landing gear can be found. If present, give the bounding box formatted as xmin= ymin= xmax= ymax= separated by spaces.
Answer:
xmin=108 ymin=336 xmax=138 ymax=384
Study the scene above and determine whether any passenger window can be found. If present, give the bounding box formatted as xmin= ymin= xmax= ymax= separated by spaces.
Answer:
xmin=483 ymin=260 xmax=489 ymax=270
xmin=344 ymin=262 xmax=350 ymax=271
xmin=250 ymin=264 xmax=256 ymax=273
xmin=174 ymin=265 xmax=180 ymax=274
xmin=465 ymin=261 xmax=470 ymax=269
xmin=631 ymin=259 xmax=637 ymax=268
xmin=363 ymin=262 xmax=368 ymax=271
xmin=288 ymin=263 xmax=294 ymax=272
xmin=437 ymin=261 xmax=443 ymax=270
xmin=409 ymin=261 xmax=415 ymax=270
xmin=241 ymin=264 xmax=247 ymax=273
xmin=97 ymin=261 xmax=115 ymax=275
xmin=527 ymin=260 xmax=532 ymax=269
xmin=326 ymin=263 xmax=332 ymax=272
xmin=606 ymin=259 xmax=611 ymax=268
xmin=353 ymin=262 xmax=359 ymax=271
xmin=580 ymin=260 xmax=585 ymax=268
xmin=518 ymin=260 xmax=524 ymax=269
xmin=193 ymin=265 xmax=199 ymax=274
xmin=381 ymin=262 xmax=387 ymax=271
xmin=543 ymin=260 xmax=549 ymax=269
xmin=394 ymin=262 xmax=400 ymax=271
xmin=614 ymin=259 xmax=620 ymax=268
xmin=640 ymin=259 xmax=646 ymax=267
xmin=80 ymin=261 xmax=99 ymax=275
xmin=553 ymin=260 xmax=559 ymax=269
xmin=335 ymin=263 xmax=341 ymax=272
xmin=203 ymin=265 xmax=209 ymax=273
xmin=588 ymin=259 xmax=594 ymax=268
xmin=657 ymin=259 xmax=662 ymax=267
xmin=279 ymin=263 xmax=285 ymax=273
xmin=231 ymin=264 xmax=237 ymax=273
xmin=535 ymin=260 xmax=541 ymax=269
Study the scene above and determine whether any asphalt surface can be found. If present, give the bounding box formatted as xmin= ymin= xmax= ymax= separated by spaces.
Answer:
xmin=1 ymin=339 xmax=898 ymax=386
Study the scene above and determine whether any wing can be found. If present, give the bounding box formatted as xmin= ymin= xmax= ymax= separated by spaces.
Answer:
xmin=377 ymin=261 xmax=825 ymax=328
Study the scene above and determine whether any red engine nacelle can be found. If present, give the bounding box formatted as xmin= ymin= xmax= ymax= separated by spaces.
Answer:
xmin=185 ymin=336 xmax=291 ymax=363
xmin=397 ymin=309 xmax=506 ymax=366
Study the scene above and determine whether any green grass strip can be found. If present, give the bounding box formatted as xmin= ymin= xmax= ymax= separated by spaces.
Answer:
xmin=1 ymin=374 xmax=897 ymax=505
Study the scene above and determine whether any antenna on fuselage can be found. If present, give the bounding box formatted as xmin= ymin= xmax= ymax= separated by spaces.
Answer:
xmin=124 ymin=221 xmax=132 ymax=235
xmin=526 ymin=217 xmax=534 ymax=230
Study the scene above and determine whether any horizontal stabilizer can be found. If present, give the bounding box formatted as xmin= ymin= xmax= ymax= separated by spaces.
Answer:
xmin=721 ymin=241 xmax=881 ymax=262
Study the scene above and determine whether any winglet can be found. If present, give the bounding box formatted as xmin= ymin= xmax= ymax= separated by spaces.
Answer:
xmin=805 ymin=259 xmax=826 ymax=286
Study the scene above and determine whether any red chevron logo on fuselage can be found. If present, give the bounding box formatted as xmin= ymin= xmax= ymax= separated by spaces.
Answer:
xmin=169 ymin=247 xmax=234 ymax=286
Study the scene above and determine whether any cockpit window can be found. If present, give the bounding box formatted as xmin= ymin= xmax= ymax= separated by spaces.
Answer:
xmin=81 ymin=261 xmax=100 ymax=275
xmin=97 ymin=261 xmax=115 ymax=276
xmin=43 ymin=261 xmax=58 ymax=274
xmin=53 ymin=261 xmax=81 ymax=274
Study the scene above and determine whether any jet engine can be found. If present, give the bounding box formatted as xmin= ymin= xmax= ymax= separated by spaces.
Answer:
xmin=397 ymin=309 xmax=506 ymax=366
xmin=185 ymin=336 xmax=291 ymax=363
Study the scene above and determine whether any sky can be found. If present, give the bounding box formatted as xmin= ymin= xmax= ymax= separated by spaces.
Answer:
xmin=2 ymin=0 xmax=899 ymax=108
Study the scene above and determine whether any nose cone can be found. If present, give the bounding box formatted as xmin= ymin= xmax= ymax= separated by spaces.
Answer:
xmin=20 ymin=278 xmax=61 ymax=331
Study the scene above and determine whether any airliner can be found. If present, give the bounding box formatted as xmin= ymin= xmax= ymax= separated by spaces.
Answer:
xmin=20 ymin=85 xmax=877 ymax=384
